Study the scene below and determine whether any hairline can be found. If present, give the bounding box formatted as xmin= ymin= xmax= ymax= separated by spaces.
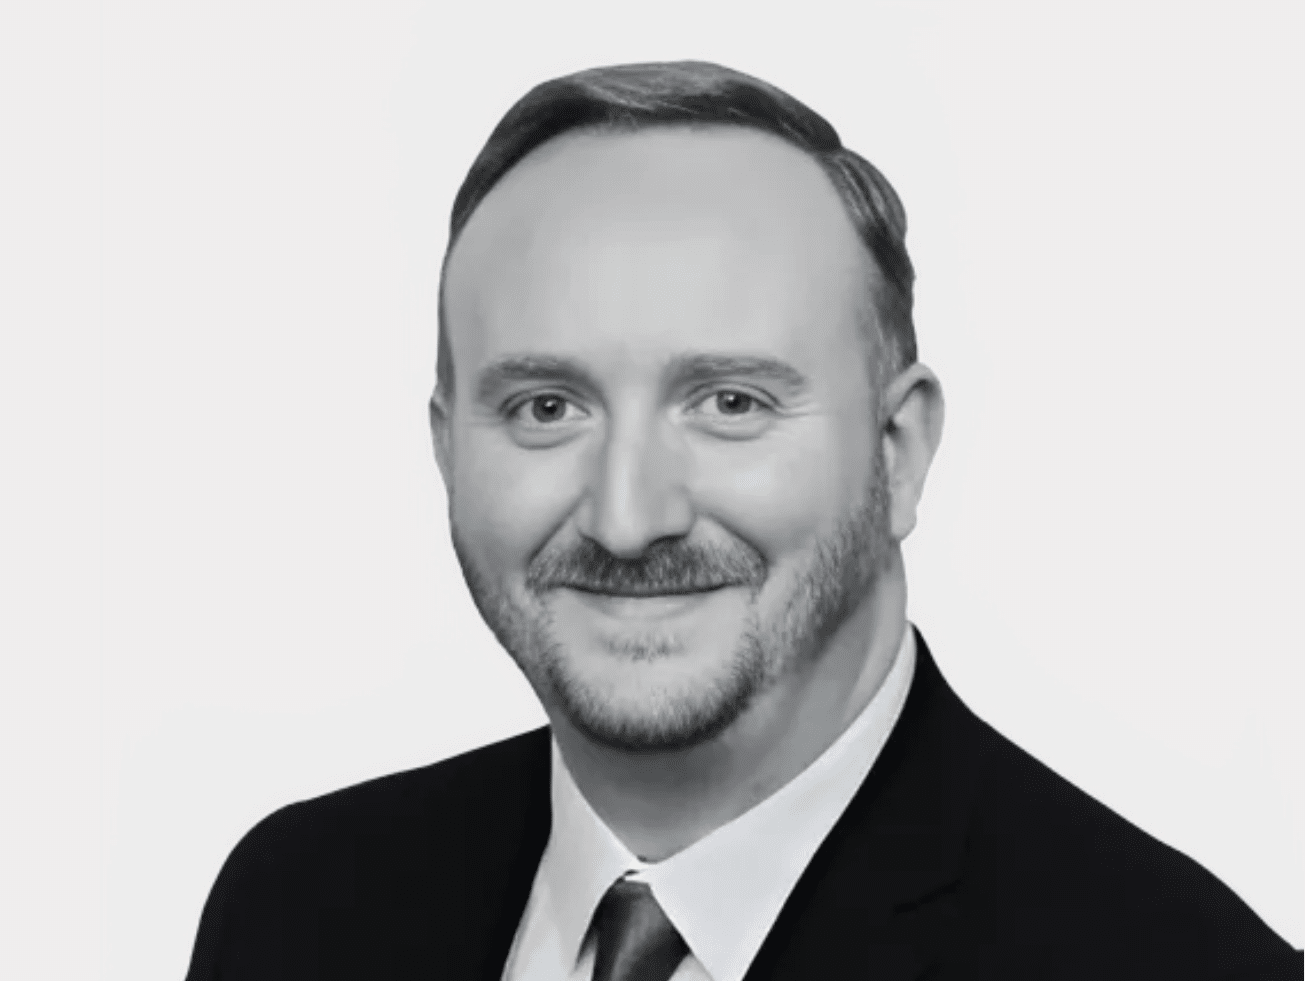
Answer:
xmin=435 ymin=119 xmax=907 ymax=405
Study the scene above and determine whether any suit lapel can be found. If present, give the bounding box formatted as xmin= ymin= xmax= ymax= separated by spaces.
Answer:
xmin=464 ymin=729 xmax=554 ymax=981
xmin=743 ymin=631 xmax=984 ymax=981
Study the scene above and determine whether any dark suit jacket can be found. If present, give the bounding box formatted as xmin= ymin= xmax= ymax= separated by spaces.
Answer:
xmin=185 ymin=631 xmax=1301 ymax=979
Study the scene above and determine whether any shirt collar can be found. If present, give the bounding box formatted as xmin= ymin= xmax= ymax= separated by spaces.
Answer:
xmin=539 ymin=738 xmax=643 ymax=972
xmin=540 ymin=625 xmax=916 ymax=981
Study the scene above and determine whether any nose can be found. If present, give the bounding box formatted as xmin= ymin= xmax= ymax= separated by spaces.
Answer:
xmin=574 ymin=412 xmax=695 ymax=559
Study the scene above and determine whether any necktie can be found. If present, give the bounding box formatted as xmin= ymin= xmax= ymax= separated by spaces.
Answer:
xmin=590 ymin=877 xmax=689 ymax=981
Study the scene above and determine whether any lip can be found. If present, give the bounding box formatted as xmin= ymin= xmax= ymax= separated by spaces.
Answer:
xmin=562 ymin=587 xmax=727 ymax=620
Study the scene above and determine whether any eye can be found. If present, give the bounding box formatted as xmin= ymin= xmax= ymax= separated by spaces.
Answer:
xmin=712 ymin=391 xmax=756 ymax=415
xmin=692 ymin=389 xmax=767 ymax=417
xmin=508 ymin=393 xmax=587 ymax=427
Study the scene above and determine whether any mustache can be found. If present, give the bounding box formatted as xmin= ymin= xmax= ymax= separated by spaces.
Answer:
xmin=525 ymin=537 xmax=766 ymax=597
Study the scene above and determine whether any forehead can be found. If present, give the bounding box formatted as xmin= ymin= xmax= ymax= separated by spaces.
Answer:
xmin=443 ymin=126 xmax=872 ymax=381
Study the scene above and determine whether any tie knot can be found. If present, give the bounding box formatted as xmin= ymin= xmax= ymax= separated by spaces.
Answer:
xmin=591 ymin=878 xmax=689 ymax=981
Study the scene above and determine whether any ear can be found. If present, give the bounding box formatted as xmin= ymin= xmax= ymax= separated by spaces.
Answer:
xmin=879 ymin=362 xmax=945 ymax=541
xmin=428 ymin=390 xmax=453 ymax=492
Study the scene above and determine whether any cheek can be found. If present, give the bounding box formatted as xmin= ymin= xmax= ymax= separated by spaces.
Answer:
xmin=451 ymin=428 xmax=585 ymax=572
xmin=694 ymin=420 xmax=873 ymax=558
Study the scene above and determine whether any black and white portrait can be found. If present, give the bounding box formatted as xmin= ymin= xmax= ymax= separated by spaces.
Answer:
xmin=60 ymin=3 xmax=1305 ymax=979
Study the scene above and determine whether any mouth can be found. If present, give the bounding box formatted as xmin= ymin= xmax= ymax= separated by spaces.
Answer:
xmin=559 ymin=585 xmax=732 ymax=620
xmin=563 ymin=584 xmax=731 ymax=598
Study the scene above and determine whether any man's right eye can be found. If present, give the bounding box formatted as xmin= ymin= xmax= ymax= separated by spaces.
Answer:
xmin=507 ymin=394 xmax=587 ymax=427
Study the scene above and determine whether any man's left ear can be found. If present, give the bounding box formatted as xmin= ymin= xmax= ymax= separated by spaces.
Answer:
xmin=879 ymin=362 xmax=945 ymax=541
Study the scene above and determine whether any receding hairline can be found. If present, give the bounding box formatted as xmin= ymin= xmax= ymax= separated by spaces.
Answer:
xmin=438 ymin=121 xmax=900 ymax=396
xmin=435 ymin=61 xmax=917 ymax=401
xmin=456 ymin=121 xmax=833 ymax=233
xmin=443 ymin=121 xmax=868 ymax=287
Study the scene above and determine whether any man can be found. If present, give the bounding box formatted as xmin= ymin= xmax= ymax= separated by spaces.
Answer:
xmin=185 ymin=61 xmax=1301 ymax=980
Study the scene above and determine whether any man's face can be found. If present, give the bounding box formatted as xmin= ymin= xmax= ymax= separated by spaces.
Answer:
xmin=439 ymin=127 xmax=892 ymax=751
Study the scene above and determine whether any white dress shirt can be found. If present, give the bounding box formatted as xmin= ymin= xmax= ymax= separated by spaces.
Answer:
xmin=501 ymin=625 xmax=917 ymax=981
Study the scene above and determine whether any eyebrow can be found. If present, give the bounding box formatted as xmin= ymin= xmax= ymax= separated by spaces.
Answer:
xmin=475 ymin=355 xmax=599 ymax=405
xmin=662 ymin=353 xmax=810 ymax=392
xmin=474 ymin=352 xmax=811 ymax=405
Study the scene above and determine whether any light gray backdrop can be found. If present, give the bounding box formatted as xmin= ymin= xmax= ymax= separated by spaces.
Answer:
xmin=76 ymin=2 xmax=1305 ymax=977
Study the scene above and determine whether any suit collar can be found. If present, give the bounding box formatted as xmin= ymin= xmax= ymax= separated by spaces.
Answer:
xmin=742 ymin=628 xmax=982 ymax=981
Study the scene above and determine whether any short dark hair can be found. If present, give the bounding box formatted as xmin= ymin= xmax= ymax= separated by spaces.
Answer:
xmin=435 ymin=60 xmax=916 ymax=399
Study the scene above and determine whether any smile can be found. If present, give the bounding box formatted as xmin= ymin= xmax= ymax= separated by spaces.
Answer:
xmin=561 ymin=586 xmax=729 ymax=620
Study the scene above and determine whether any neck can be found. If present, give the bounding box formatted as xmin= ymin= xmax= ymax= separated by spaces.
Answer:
xmin=550 ymin=555 xmax=908 ymax=862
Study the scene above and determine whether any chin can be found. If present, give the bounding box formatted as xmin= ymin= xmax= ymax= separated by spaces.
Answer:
xmin=540 ymin=632 xmax=770 ymax=752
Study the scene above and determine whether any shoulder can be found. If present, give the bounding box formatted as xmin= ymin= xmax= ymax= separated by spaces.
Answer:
xmin=957 ymin=712 xmax=1298 ymax=975
xmin=227 ymin=725 xmax=550 ymax=872
xmin=184 ymin=727 xmax=551 ymax=980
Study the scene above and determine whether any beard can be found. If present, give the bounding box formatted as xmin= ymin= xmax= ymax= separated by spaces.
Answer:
xmin=450 ymin=461 xmax=892 ymax=753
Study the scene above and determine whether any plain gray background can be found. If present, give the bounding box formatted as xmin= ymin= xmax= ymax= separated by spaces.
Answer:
xmin=9 ymin=2 xmax=1303 ymax=978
